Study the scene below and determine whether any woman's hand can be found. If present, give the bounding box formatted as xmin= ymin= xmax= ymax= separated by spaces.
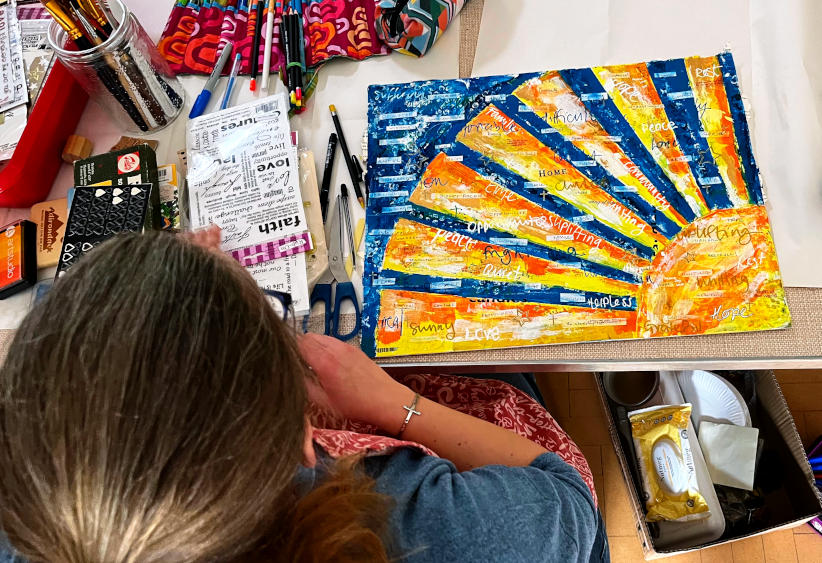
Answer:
xmin=183 ymin=225 xmax=222 ymax=253
xmin=298 ymin=333 xmax=411 ymax=432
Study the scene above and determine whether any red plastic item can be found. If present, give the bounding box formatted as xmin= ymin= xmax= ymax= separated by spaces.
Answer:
xmin=0 ymin=61 xmax=89 ymax=208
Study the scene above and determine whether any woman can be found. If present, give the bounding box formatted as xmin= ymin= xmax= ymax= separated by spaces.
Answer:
xmin=0 ymin=231 xmax=608 ymax=562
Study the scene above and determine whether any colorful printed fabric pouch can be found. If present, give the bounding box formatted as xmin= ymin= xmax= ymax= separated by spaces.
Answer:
xmin=375 ymin=0 xmax=466 ymax=57
xmin=159 ymin=0 xmax=391 ymax=76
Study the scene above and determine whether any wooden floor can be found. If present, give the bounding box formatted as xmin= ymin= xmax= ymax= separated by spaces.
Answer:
xmin=535 ymin=371 xmax=822 ymax=562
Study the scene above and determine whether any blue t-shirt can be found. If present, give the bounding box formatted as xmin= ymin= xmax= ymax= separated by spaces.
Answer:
xmin=0 ymin=450 xmax=608 ymax=562
xmin=363 ymin=448 xmax=608 ymax=562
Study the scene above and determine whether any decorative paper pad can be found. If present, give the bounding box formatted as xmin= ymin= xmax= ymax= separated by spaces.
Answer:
xmin=362 ymin=53 xmax=790 ymax=358
xmin=229 ymin=231 xmax=313 ymax=266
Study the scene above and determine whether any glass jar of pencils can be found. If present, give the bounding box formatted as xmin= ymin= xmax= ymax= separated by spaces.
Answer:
xmin=46 ymin=0 xmax=184 ymax=133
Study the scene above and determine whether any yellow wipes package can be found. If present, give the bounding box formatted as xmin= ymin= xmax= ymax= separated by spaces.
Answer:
xmin=629 ymin=404 xmax=710 ymax=522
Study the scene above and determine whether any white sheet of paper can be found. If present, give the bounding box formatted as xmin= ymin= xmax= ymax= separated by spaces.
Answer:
xmin=748 ymin=1 xmax=822 ymax=288
xmin=474 ymin=0 xmax=751 ymax=87
xmin=699 ymin=421 xmax=759 ymax=491
xmin=187 ymin=94 xmax=308 ymax=252
xmin=473 ymin=0 xmax=822 ymax=288
xmin=247 ymin=252 xmax=309 ymax=315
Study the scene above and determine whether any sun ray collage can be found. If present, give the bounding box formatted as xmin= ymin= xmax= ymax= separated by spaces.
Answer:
xmin=362 ymin=52 xmax=790 ymax=358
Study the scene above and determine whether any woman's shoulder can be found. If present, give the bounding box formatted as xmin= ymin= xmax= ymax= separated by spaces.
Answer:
xmin=365 ymin=448 xmax=600 ymax=563
xmin=366 ymin=447 xmax=593 ymax=510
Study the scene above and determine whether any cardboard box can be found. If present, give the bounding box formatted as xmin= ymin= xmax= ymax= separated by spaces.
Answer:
xmin=596 ymin=371 xmax=822 ymax=559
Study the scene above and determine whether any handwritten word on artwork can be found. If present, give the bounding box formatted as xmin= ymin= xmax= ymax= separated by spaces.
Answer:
xmin=361 ymin=53 xmax=790 ymax=358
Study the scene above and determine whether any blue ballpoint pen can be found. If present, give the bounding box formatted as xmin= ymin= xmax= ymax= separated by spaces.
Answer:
xmin=189 ymin=41 xmax=234 ymax=119
xmin=220 ymin=53 xmax=243 ymax=110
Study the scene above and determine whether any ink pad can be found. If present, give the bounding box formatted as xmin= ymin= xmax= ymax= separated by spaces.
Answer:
xmin=0 ymin=220 xmax=37 ymax=300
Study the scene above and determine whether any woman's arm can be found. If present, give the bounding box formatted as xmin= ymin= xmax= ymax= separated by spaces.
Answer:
xmin=385 ymin=392 xmax=548 ymax=471
xmin=299 ymin=334 xmax=547 ymax=471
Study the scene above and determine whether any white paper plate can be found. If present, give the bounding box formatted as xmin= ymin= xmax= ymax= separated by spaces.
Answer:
xmin=676 ymin=370 xmax=751 ymax=431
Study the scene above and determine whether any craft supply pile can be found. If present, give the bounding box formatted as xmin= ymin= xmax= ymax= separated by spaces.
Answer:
xmin=0 ymin=1 xmax=802 ymax=357
xmin=0 ymin=0 xmax=806 ymax=362
xmin=158 ymin=0 xmax=464 ymax=109
xmin=600 ymin=369 xmax=821 ymax=551
xmin=0 ymin=0 xmax=467 ymax=325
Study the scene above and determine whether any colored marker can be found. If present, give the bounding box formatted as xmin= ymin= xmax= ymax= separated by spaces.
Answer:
xmin=189 ymin=41 xmax=234 ymax=118
xmin=260 ymin=0 xmax=275 ymax=90
xmin=221 ymin=53 xmax=242 ymax=110
xmin=295 ymin=7 xmax=305 ymax=106
xmin=249 ymin=0 xmax=265 ymax=91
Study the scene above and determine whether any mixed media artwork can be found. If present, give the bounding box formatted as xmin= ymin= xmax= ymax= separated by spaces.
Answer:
xmin=362 ymin=52 xmax=790 ymax=358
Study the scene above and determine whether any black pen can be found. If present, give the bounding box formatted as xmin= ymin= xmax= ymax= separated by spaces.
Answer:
xmin=351 ymin=154 xmax=365 ymax=200
xmin=320 ymin=133 xmax=337 ymax=221
xmin=329 ymin=104 xmax=365 ymax=208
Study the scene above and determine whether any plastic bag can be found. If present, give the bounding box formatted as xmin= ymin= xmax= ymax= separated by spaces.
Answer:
xmin=629 ymin=403 xmax=710 ymax=522
xmin=297 ymin=148 xmax=328 ymax=290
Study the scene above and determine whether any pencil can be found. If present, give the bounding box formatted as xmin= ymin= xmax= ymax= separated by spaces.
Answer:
xmin=260 ymin=0 xmax=274 ymax=90
xmin=249 ymin=0 xmax=264 ymax=91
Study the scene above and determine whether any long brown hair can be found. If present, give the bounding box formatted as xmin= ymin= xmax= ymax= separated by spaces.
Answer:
xmin=0 ymin=232 xmax=390 ymax=562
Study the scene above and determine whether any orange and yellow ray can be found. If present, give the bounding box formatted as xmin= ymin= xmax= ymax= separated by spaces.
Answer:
xmin=373 ymin=289 xmax=637 ymax=357
xmin=684 ymin=56 xmax=749 ymax=207
xmin=410 ymin=153 xmax=650 ymax=274
xmin=456 ymin=105 xmax=667 ymax=251
xmin=636 ymin=205 xmax=790 ymax=337
xmin=513 ymin=72 xmax=687 ymax=227
xmin=592 ymin=63 xmax=710 ymax=217
xmin=383 ymin=218 xmax=638 ymax=297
